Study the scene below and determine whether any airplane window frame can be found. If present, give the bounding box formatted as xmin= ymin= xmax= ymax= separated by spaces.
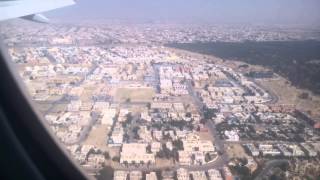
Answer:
xmin=0 ymin=42 xmax=90 ymax=180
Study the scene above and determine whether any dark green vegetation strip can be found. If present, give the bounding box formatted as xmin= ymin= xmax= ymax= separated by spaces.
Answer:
xmin=167 ymin=41 xmax=320 ymax=94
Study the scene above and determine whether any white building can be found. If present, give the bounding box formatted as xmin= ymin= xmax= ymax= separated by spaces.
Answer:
xmin=259 ymin=144 xmax=281 ymax=156
xmin=109 ymin=125 xmax=124 ymax=146
xmin=113 ymin=171 xmax=128 ymax=180
xmin=207 ymin=169 xmax=223 ymax=180
xmin=151 ymin=142 xmax=161 ymax=153
xmin=190 ymin=171 xmax=207 ymax=180
xmin=129 ymin=171 xmax=143 ymax=180
xmin=178 ymin=151 xmax=192 ymax=165
xmin=224 ymin=130 xmax=239 ymax=141
xmin=120 ymin=143 xmax=155 ymax=164
xmin=146 ymin=172 xmax=157 ymax=180
xmin=244 ymin=144 xmax=260 ymax=156
xmin=177 ymin=168 xmax=189 ymax=180
xmin=193 ymin=151 xmax=205 ymax=165
xmin=101 ymin=108 xmax=117 ymax=125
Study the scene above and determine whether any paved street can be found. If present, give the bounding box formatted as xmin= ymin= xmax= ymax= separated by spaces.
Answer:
xmin=186 ymin=79 xmax=229 ymax=168
xmin=39 ymin=61 xmax=100 ymax=145
xmin=67 ymin=113 xmax=99 ymax=145
xmin=41 ymin=55 xmax=280 ymax=172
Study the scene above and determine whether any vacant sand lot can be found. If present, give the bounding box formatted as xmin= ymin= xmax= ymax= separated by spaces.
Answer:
xmin=258 ymin=78 xmax=297 ymax=105
xmin=197 ymin=131 xmax=214 ymax=141
xmin=259 ymin=77 xmax=320 ymax=117
xmin=226 ymin=144 xmax=249 ymax=159
xmin=115 ymin=87 xmax=155 ymax=102
xmin=82 ymin=124 xmax=110 ymax=151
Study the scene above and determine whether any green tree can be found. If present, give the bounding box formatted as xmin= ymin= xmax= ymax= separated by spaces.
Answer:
xmin=104 ymin=152 xmax=110 ymax=160
xmin=95 ymin=165 xmax=114 ymax=180
xmin=112 ymin=156 xmax=120 ymax=162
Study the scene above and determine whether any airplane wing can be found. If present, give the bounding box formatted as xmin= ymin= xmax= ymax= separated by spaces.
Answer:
xmin=0 ymin=0 xmax=75 ymax=22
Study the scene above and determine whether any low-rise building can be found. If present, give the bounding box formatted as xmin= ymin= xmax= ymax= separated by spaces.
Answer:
xmin=152 ymin=130 xmax=163 ymax=141
xmin=259 ymin=144 xmax=281 ymax=156
xmin=101 ymin=108 xmax=117 ymax=125
xmin=223 ymin=166 xmax=234 ymax=180
xmin=301 ymin=143 xmax=317 ymax=157
xmin=129 ymin=171 xmax=143 ymax=180
xmin=193 ymin=151 xmax=205 ymax=165
xmin=109 ymin=125 xmax=124 ymax=146
xmin=93 ymin=101 xmax=109 ymax=111
xmin=277 ymin=144 xmax=292 ymax=157
xmin=190 ymin=171 xmax=207 ymax=180
xmin=120 ymin=143 xmax=155 ymax=164
xmin=208 ymin=169 xmax=223 ymax=180
xmin=224 ymin=130 xmax=239 ymax=141
xmin=246 ymin=157 xmax=258 ymax=173
xmin=146 ymin=172 xmax=157 ymax=180
xmin=151 ymin=142 xmax=161 ymax=153
xmin=178 ymin=151 xmax=192 ymax=165
xmin=290 ymin=144 xmax=305 ymax=157
xmin=244 ymin=144 xmax=260 ymax=156
xmin=176 ymin=168 xmax=189 ymax=180
xmin=113 ymin=171 xmax=128 ymax=180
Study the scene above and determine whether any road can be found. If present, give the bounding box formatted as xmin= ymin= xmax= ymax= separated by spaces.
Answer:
xmin=186 ymin=80 xmax=204 ymax=112
xmin=152 ymin=64 xmax=161 ymax=93
xmin=253 ymin=79 xmax=279 ymax=105
xmin=66 ymin=113 xmax=99 ymax=145
xmin=113 ymin=80 xmax=229 ymax=172
xmin=44 ymin=50 xmax=58 ymax=64
xmin=76 ymin=62 xmax=98 ymax=86
xmin=186 ymin=80 xmax=225 ymax=152
xmin=126 ymin=114 xmax=140 ymax=143
xmin=39 ymin=61 xmax=100 ymax=145
xmin=223 ymin=69 xmax=279 ymax=105
xmin=111 ymin=65 xmax=280 ymax=173
xmin=41 ymin=94 xmax=68 ymax=114
xmin=66 ymin=63 xmax=100 ymax=145
xmin=186 ymin=80 xmax=229 ymax=167
xmin=112 ymin=64 xmax=283 ymax=174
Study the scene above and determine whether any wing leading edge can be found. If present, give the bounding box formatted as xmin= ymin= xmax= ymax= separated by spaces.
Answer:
xmin=0 ymin=0 xmax=75 ymax=22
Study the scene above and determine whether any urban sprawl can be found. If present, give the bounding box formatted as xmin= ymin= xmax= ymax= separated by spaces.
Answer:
xmin=1 ymin=22 xmax=320 ymax=180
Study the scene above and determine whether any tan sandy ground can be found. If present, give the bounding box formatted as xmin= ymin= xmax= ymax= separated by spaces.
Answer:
xmin=80 ymin=86 xmax=96 ymax=102
xmin=115 ymin=87 xmax=155 ymax=102
xmin=82 ymin=124 xmax=110 ymax=151
xmin=223 ymin=58 xmax=320 ymax=118
xmin=226 ymin=144 xmax=249 ymax=159
xmin=258 ymin=78 xmax=298 ymax=105
xmin=107 ymin=160 xmax=121 ymax=169
xmin=166 ymin=49 xmax=320 ymax=118
xmin=219 ymin=57 xmax=320 ymax=118
xmin=43 ymin=95 xmax=63 ymax=102
xmin=167 ymin=47 xmax=223 ymax=64
xmin=197 ymin=131 xmax=214 ymax=141
xmin=155 ymin=158 xmax=175 ymax=168
xmin=258 ymin=77 xmax=320 ymax=117
xmin=108 ymin=147 xmax=121 ymax=159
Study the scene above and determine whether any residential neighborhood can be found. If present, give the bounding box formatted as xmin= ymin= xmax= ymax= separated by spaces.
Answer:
xmin=1 ymin=21 xmax=320 ymax=179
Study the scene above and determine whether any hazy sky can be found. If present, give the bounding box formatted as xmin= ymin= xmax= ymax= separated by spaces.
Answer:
xmin=46 ymin=0 xmax=320 ymax=25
